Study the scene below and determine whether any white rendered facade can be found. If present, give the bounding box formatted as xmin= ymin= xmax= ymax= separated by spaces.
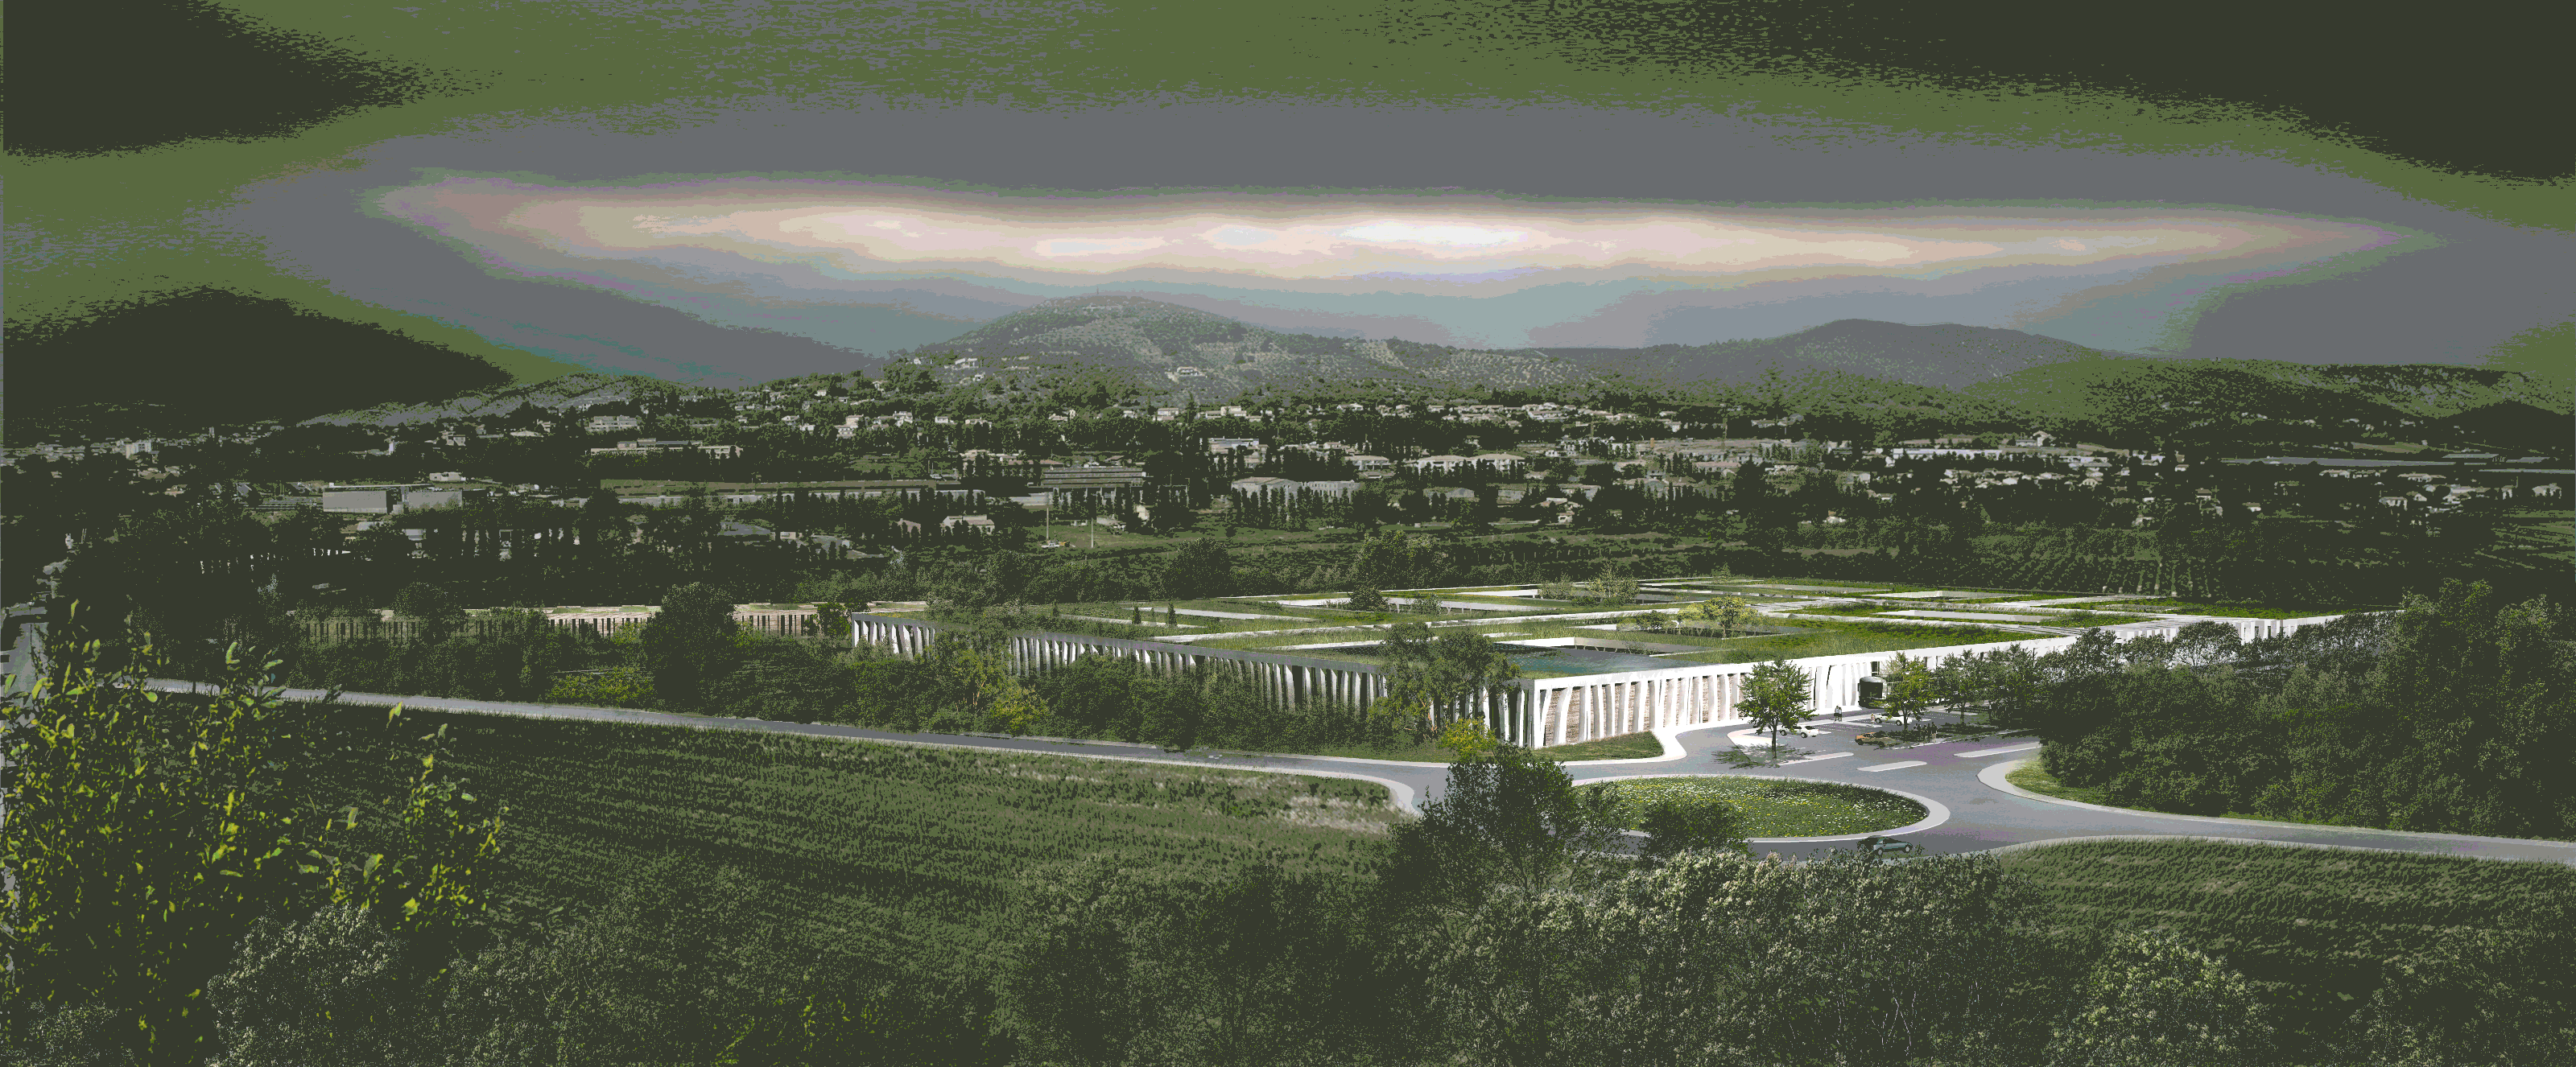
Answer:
xmin=849 ymin=612 xmax=2352 ymax=747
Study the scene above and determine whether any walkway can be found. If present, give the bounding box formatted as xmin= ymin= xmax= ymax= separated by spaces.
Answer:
xmin=138 ymin=680 xmax=2576 ymax=866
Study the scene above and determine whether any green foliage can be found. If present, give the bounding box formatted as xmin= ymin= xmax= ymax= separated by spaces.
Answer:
xmin=1633 ymin=794 xmax=1751 ymax=861
xmin=2330 ymin=929 xmax=2576 ymax=1066
xmin=2032 ymin=582 xmax=2576 ymax=838
xmin=2001 ymin=838 xmax=2576 ymax=1040
xmin=1583 ymin=562 xmax=1639 ymax=604
xmin=2042 ymin=929 xmax=2273 ymax=1066
xmin=1158 ymin=537 xmax=1235 ymax=599
xmin=1379 ymin=745 xmax=1625 ymax=910
xmin=637 ymin=582 xmax=740 ymax=713
xmin=1584 ymin=777 xmax=1926 ymax=838
xmin=309 ymin=715 xmax=506 ymax=944
xmin=0 ymin=610 xmax=321 ymax=1062
xmin=1420 ymin=851 xmax=2062 ymax=1067
xmin=1528 ymin=731 xmax=1666 ymax=760
xmin=1737 ymin=658 xmax=1813 ymax=756
xmin=1375 ymin=622 xmax=1521 ymax=740
xmin=1435 ymin=719 xmax=1502 ymax=760
xmin=0 ymin=608 xmax=502 ymax=1064
xmin=276 ymin=706 xmax=1400 ymax=984
xmin=543 ymin=665 xmax=657 ymax=709
xmin=203 ymin=855 xmax=1014 ymax=1067
xmin=1880 ymin=651 xmax=1939 ymax=732
xmin=1347 ymin=529 xmax=1447 ymax=591
xmin=994 ymin=856 xmax=1397 ymax=1067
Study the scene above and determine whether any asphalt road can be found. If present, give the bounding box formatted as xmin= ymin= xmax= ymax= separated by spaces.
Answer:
xmin=137 ymin=680 xmax=2576 ymax=867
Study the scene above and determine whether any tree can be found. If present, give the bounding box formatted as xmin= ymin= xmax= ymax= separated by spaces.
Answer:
xmin=1377 ymin=624 xmax=1521 ymax=742
xmin=1678 ymin=595 xmax=1757 ymax=636
xmin=2 ymin=607 xmax=499 ymax=1063
xmin=1349 ymin=529 xmax=1443 ymax=591
xmin=637 ymin=582 xmax=740 ymax=713
xmin=1882 ymin=652 xmax=1938 ymax=733
xmin=881 ymin=362 xmax=940 ymax=395
xmin=1738 ymin=658 xmax=1812 ymax=761
xmin=1583 ymin=563 xmax=1637 ymax=604
xmin=1379 ymin=744 xmax=1624 ymax=910
xmin=1934 ymin=650 xmax=2003 ymax=728
xmin=1161 ymin=538 xmax=1235 ymax=600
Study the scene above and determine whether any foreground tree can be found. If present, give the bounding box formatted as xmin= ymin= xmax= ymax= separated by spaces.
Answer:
xmin=1737 ymin=658 xmax=1812 ymax=761
xmin=1379 ymin=744 xmax=1625 ymax=911
xmin=2 ymin=607 xmax=500 ymax=1065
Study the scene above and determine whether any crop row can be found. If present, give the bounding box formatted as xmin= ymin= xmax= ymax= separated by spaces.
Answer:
xmin=292 ymin=702 xmax=1401 ymax=980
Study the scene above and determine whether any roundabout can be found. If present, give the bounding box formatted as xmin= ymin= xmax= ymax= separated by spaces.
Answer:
xmin=1577 ymin=771 xmax=1950 ymax=844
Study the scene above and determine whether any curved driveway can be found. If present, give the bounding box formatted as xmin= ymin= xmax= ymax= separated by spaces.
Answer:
xmin=144 ymin=680 xmax=2576 ymax=866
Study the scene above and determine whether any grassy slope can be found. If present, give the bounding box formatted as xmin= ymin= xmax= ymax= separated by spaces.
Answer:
xmin=2000 ymin=838 xmax=2576 ymax=1032
xmin=303 ymin=704 xmax=1400 ymax=982
xmin=303 ymin=704 xmax=2573 ymax=1046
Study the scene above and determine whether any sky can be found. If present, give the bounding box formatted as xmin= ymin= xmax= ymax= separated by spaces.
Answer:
xmin=11 ymin=1 xmax=2570 ymax=390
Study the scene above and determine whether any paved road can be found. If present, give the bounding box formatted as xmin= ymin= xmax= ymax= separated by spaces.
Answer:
xmin=139 ymin=680 xmax=2576 ymax=866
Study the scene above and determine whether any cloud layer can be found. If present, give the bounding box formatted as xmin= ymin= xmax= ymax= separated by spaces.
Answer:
xmin=376 ymin=175 xmax=2413 ymax=353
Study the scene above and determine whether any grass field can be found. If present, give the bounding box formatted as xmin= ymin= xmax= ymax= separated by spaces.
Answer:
xmin=1531 ymin=731 xmax=1667 ymax=761
xmin=1662 ymin=616 xmax=2033 ymax=664
xmin=1583 ymin=777 xmax=1927 ymax=837
xmin=301 ymin=704 xmax=1401 ymax=983
xmin=2004 ymin=761 xmax=2116 ymax=806
xmin=1188 ymin=613 xmax=2028 ymax=670
xmin=1997 ymin=838 xmax=2576 ymax=1033
xmin=2095 ymin=599 xmax=2385 ymax=619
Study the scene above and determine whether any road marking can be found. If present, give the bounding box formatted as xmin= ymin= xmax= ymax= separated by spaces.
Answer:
xmin=1781 ymin=752 xmax=1852 ymax=765
xmin=1860 ymin=760 xmax=1928 ymax=772
xmin=1959 ymin=744 xmax=2042 ymax=757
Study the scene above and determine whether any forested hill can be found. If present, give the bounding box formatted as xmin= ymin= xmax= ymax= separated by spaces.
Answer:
xmin=888 ymin=295 xmax=1595 ymax=401
xmin=1964 ymin=357 xmax=2572 ymax=447
xmin=1534 ymin=319 xmax=2132 ymax=389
